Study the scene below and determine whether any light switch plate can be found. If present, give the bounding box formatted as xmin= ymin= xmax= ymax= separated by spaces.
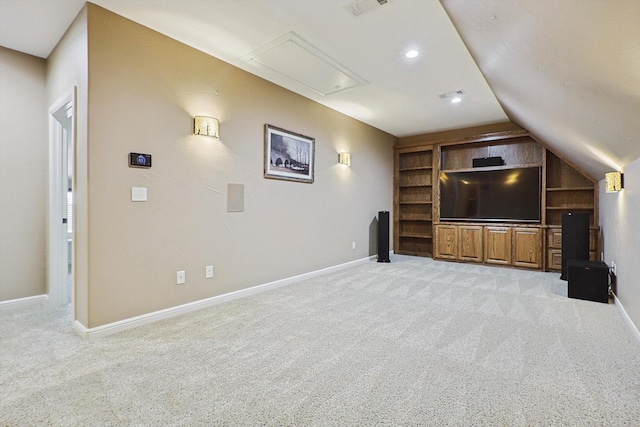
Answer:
xmin=177 ymin=270 xmax=185 ymax=285
xmin=131 ymin=187 xmax=147 ymax=202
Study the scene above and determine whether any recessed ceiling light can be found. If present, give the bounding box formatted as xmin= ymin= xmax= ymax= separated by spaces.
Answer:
xmin=405 ymin=50 xmax=419 ymax=59
xmin=451 ymin=97 xmax=462 ymax=103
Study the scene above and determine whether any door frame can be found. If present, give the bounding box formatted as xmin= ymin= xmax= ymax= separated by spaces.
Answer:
xmin=47 ymin=88 xmax=76 ymax=308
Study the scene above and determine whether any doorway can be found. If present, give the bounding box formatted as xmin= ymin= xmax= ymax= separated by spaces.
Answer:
xmin=48 ymin=90 xmax=75 ymax=309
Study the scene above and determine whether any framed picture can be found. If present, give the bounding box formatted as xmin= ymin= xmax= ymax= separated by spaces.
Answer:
xmin=264 ymin=124 xmax=315 ymax=183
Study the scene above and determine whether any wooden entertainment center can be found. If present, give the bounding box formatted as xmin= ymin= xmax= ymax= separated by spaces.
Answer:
xmin=393 ymin=130 xmax=599 ymax=272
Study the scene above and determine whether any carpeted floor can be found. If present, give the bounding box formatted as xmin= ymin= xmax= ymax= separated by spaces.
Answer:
xmin=1 ymin=255 xmax=639 ymax=426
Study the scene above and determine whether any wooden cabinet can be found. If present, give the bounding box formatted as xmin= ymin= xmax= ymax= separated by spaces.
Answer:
xmin=393 ymin=130 xmax=600 ymax=272
xmin=547 ymin=227 xmax=563 ymax=271
xmin=458 ymin=225 xmax=483 ymax=262
xmin=548 ymin=249 xmax=562 ymax=270
xmin=435 ymin=224 xmax=542 ymax=269
xmin=546 ymin=226 xmax=600 ymax=271
xmin=513 ymin=227 xmax=543 ymax=269
xmin=434 ymin=225 xmax=457 ymax=259
xmin=484 ymin=227 xmax=512 ymax=266
xmin=394 ymin=146 xmax=434 ymax=257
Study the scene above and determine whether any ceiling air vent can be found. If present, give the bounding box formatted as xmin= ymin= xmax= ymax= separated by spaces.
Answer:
xmin=438 ymin=90 xmax=465 ymax=99
xmin=344 ymin=0 xmax=389 ymax=17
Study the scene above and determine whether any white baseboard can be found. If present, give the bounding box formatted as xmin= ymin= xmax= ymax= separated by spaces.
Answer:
xmin=74 ymin=255 xmax=379 ymax=340
xmin=613 ymin=292 xmax=640 ymax=343
xmin=0 ymin=294 xmax=48 ymax=311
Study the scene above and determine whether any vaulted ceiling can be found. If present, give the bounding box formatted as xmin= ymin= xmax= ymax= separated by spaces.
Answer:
xmin=1 ymin=0 xmax=638 ymax=179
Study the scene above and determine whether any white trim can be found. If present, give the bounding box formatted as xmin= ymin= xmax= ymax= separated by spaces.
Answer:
xmin=613 ymin=292 xmax=640 ymax=343
xmin=0 ymin=295 xmax=49 ymax=311
xmin=74 ymin=255 xmax=379 ymax=339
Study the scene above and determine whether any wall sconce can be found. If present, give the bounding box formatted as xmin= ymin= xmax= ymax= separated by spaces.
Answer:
xmin=605 ymin=171 xmax=623 ymax=193
xmin=194 ymin=116 xmax=219 ymax=138
xmin=338 ymin=152 xmax=352 ymax=167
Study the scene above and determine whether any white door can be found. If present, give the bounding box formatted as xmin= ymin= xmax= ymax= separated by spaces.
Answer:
xmin=48 ymin=92 xmax=74 ymax=307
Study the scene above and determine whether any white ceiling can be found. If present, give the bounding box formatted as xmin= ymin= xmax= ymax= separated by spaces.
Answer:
xmin=1 ymin=0 xmax=639 ymax=179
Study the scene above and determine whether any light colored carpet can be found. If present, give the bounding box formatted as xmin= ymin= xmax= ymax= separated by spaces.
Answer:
xmin=1 ymin=255 xmax=639 ymax=426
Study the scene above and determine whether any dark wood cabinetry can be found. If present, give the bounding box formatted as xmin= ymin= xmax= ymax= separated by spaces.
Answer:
xmin=394 ymin=130 xmax=599 ymax=271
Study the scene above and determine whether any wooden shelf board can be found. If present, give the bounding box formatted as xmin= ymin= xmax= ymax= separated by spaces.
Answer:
xmin=399 ymin=233 xmax=433 ymax=239
xmin=399 ymin=216 xmax=432 ymax=221
xmin=546 ymin=206 xmax=594 ymax=210
xmin=397 ymin=250 xmax=432 ymax=258
xmin=546 ymin=187 xmax=594 ymax=192
xmin=398 ymin=184 xmax=432 ymax=188
xmin=399 ymin=201 xmax=432 ymax=205
xmin=399 ymin=166 xmax=433 ymax=171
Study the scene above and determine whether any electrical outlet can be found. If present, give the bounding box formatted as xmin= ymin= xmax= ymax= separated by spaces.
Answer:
xmin=352 ymin=241 xmax=356 ymax=250
xmin=611 ymin=262 xmax=617 ymax=276
xmin=177 ymin=270 xmax=186 ymax=285
xmin=205 ymin=265 xmax=214 ymax=278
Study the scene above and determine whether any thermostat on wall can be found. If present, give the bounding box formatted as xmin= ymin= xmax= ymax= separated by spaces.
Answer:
xmin=129 ymin=152 xmax=152 ymax=168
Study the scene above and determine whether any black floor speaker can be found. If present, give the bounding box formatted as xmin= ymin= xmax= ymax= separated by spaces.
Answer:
xmin=561 ymin=212 xmax=590 ymax=280
xmin=568 ymin=260 xmax=609 ymax=303
xmin=377 ymin=211 xmax=390 ymax=263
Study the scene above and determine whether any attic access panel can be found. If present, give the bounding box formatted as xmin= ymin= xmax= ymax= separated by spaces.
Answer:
xmin=243 ymin=32 xmax=366 ymax=96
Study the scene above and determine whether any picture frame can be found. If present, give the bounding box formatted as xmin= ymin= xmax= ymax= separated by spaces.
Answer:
xmin=264 ymin=124 xmax=315 ymax=183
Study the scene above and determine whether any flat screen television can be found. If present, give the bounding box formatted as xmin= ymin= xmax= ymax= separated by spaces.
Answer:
xmin=439 ymin=166 xmax=542 ymax=223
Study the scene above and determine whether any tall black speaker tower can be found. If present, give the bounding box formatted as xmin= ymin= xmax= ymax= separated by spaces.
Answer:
xmin=377 ymin=211 xmax=390 ymax=263
xmin=561 ymin=212 xmax=590 ymax=280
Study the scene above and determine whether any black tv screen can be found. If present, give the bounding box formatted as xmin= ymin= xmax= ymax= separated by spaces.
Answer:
xmin=439 ymin=166 xmax=541 ymax=222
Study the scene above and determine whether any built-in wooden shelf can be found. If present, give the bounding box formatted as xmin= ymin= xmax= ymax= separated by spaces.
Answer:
xmin=546 ymin=206 xmax=594 ymax=210
xmin=398 ymin=184 xmax=432 ymax=188
xmin=546 ymin=187 xmax=593 ymax=192
xmin=399 ymin=233 xmax=433 ymax=239
xmin=399 ymin=215 xmax=432 ymax=221
xmin=394 ymin=131 xmax=599 ymax=273
xmin=399 ymin=201 xmax=432 ymax=205
xmin=395 ymin=146 xmax=434 ymax=258
xmin=399 ymin=166 xmax=433 ymax=171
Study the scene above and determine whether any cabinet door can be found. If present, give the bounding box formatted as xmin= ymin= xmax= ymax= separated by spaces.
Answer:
xmin=513 ymin=228 xmax=543 ymax=269
xmin=458 ymin=226 xmax=483 ymax=262
xmin=435 ymin=225 xmax=457 ymax=260
xmin=548 ymin=249 xmax=562 ymax=270
xmin=484 ymin=227 xmax=512 ymax=265
xmin=548 ymin=228 xmax=562 ymax=249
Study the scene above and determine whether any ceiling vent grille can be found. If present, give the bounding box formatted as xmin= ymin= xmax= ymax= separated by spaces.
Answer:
xmin=344 ymin=0 xmax=389 ymax=17
xmin=438 ymin=90 xmax=465 ymax=99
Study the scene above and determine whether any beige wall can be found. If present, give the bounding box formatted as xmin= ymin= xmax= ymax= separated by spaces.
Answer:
xmin=0 ymin=48 xmax=47 ymax=301
xmin=47 ymin=6 xmax=89 ymax=324
xmin=600 ymin=156 xmax=640 ymax=333
xmin=84 ymin=5 xmax=395 ymax=327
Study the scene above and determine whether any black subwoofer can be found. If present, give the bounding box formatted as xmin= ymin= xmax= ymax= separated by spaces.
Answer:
xmin=561 ymin=212 xmax=590 ymax=280
xmin=568 ymin=260 xmax=609 ymax=303
xmin=377 ymin=211 xmax=390 ymax=263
